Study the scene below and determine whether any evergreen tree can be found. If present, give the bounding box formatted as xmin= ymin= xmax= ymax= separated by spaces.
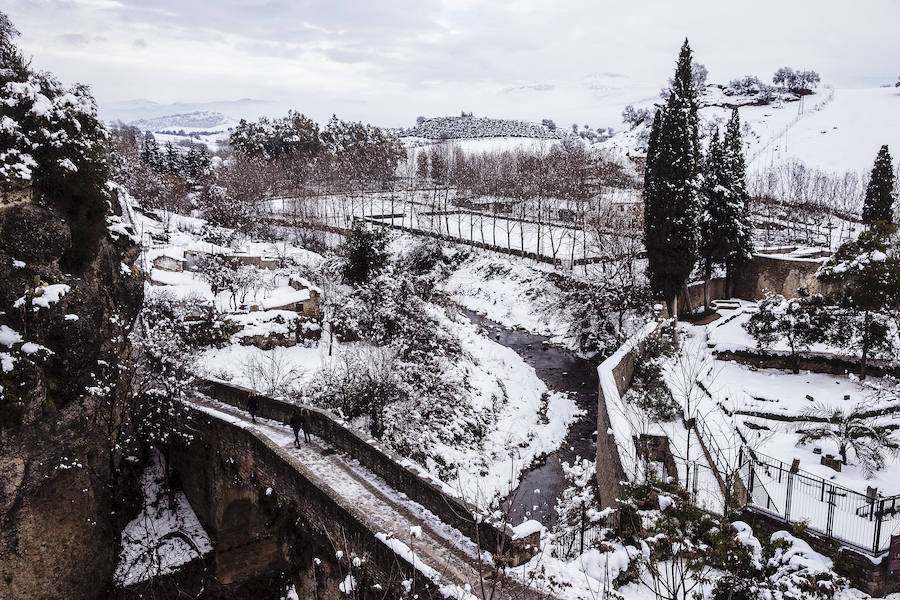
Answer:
xmin=342 ymin=220 xmax=388 ymax=285
xmin=862 ymin=145 xmax=895 ymax=226
xmin=0 ymin=12 xmax=110 ymax=268
xmin=817 ymin=223 xmax=900 ymax=379
xmin=722 ymin=108 xmax=754 ymax=293
xmin=140 ymin=133 xmax=161 ymax=170
xmin=698 ymin=129 xmax=729 ymax=310
xmin=643 ymin=39 xmax=702 ymax=317
xmin=643 ymin=109 xmax=663 ymax=200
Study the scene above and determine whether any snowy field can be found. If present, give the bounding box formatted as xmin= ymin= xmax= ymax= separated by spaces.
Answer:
xmin=272 ymin=191 xmax=631 ymax=263
xmin=748 ymin=87 xmax=900 ymax=173
xmin=372 ymin=211 xmax=596 ymax=262
xmin=602 ymin=86 xmax=900 ymax=175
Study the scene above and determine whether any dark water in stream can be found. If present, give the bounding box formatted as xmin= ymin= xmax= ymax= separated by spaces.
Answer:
xmin=458 ymin=309 xmax=599 ymax=528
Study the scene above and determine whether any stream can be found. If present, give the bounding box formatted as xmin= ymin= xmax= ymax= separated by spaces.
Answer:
xmin=458 ymin=308 xmax=599 ymax=528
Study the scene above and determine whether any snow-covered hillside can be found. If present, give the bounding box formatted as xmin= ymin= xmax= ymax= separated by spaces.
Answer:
xmin=129 ymin=111 xmax=226 ymax=131
xmin=602 ymin=86 xmax=900 ymax=174
xmin=748 ymin=87 xmax=900 ymax=172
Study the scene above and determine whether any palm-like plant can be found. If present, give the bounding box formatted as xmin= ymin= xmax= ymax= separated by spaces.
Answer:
xmin=798 ymin=403 xmax=898 ymax=475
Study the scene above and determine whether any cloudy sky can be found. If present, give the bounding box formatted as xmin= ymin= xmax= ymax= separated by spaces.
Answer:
xmin=5 ymin=0 xmax=899 ymax=127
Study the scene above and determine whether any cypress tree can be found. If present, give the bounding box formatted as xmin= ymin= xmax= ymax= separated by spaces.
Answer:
xmin=722 ymin=108 xmax=754 ymax=294
xmin=643 ymin=109 xmax=663 ymax=200
xmin=643 ymin=39 xmax=702 ymax=317
xmin=698 ymin=129 xmax=729 ymax=310
xmin=862 ymin=145 xmax=895 ymax=226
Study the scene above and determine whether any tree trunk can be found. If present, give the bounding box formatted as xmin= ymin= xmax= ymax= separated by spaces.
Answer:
xmin=667 ymin=296 xmax=678 ymax=321
xmin=861 ymin=310 xmax=870 ymax=380
xmin=703 ymin=265 xmax=711 ymax=313
xmin=682 ymin=284 xmax=694 ymax=316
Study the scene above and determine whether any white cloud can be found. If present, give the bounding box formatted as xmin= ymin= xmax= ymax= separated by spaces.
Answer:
xmin=4 ymin=0 xmax=899 ymax=128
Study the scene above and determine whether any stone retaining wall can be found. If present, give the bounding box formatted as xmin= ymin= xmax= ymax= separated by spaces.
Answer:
xmin=741 ymin=508 xmax=893 ymax=597
xmin=714 ymin=348 xmax=900 ymax=379
xmin=595 ymin=321 xmax=662 ymax=513
xmin=734 ymin=253 xmax=833 ymax=301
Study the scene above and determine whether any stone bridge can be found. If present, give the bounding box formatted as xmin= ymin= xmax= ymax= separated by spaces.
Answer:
xmin=169 ymin=380 xmax=546 ymax=599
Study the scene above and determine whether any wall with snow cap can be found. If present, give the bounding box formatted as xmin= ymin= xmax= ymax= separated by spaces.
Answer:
xmin=734 ymin=251 xmax=834 ymax=301
xmin=595 ymin=320 xmax=662 ymax=510
xmin=169 ymin=404 xmax=442 ymax=596
xmin=198 ymin=379 xmax=535 ymax=565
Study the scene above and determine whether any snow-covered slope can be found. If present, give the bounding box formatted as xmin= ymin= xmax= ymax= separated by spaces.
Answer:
xmin=748 ymin=87 xmax=900 ymax=172
xmin=601 ymin=86 xmax=900 ymax=174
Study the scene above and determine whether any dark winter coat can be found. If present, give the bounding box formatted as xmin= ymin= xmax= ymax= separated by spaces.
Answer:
xmin=290 ymin=413 xmax=303 ymax=433
xmin=247 ymin=394 xmax=260 ymax=415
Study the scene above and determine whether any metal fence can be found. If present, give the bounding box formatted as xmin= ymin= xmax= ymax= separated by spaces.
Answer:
xmin=552 ymin=521 xmax=606 ymax=561
xmin=738 ymin=450 xmax=900 ymax=555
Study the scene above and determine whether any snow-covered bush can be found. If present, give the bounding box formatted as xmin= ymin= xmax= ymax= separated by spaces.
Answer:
xmin=744 ymin=291 xmax=832 ymax=373
xmin=341 ymin=220 xmax=389 ymax=285
xmin=399 ymin=238 xmax=459 ymax=300
xmin=1 ymin=15 xmax=111 ymax=267
xmin=799 ymin=402 xmax=898 ymax=474
xmin=618 ymin=480 xmax=721 ymax=600
xmin=400 ymin=115 xmax=568 ymax=140
xmin=314 ymin=269 xmax=490 ymax=476
xmin=628 ymin=335 xmax=680 ymax=421
xmin=764 ymin=532 xmax=847 ymax=600
xmin=241 ymin=347 xmax=304 ymax=399
xmin=816 ymin=224 xmax=900 ymax=379
xmin=328 ymin=269 xmax=462 ymax=364
xmin=553 ymin=458 xmax=606 ymax=558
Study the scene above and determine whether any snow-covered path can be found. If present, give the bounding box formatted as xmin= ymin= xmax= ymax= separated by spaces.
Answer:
xmin=186 ymin=395 xmax=550 ymax=599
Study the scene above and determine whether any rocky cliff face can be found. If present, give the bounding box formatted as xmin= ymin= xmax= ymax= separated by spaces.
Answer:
xmin=0 ymin=192 xmax=143 ymax=600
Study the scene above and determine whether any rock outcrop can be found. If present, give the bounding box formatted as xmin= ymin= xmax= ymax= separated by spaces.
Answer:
xmin=0 ymin=191 xmax=143 ymax=600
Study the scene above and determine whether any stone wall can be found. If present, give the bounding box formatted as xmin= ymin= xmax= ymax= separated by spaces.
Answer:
xmin=715 ymin=348 xmax=900 ymax=380
xmin=199 ymin=379 xmax=534 ymax=564
xmin=734 ymin=253 xmax=832 ymax=300
xmin=595 ymin=322 xmax=662 ymax=514
xmin=741 ymin=508 xmax=893 ymax=597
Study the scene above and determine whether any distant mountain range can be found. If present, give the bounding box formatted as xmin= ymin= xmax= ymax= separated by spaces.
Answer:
xmin=128 ymin=111 xmax=227 ymax=131
xmin=100 ymin=98 xmax=276 ymax=127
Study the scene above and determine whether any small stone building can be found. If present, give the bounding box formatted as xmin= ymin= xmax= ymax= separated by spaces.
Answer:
xmin=152 ymin=253 xmax=186 ymax=272
xmin=288 ymin=275 xmax=323 ymax=319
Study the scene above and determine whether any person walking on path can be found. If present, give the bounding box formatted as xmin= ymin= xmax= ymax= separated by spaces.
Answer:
xmin=289 ymin=410 xmax=303 ymax=448
xmin=300 ymin=407 xmax=312 ymax=443
xmin=247 ymin=392 xmax=260 ymax=423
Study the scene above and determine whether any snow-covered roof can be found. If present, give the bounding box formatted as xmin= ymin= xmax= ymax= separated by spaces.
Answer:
xmin=288 ymin=274 xmax=323 ymax=294
xmin=258 ymin=287 xmax=311 ymax=310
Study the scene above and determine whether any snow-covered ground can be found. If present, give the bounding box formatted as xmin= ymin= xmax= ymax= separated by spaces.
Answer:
xmin=115 ymin=452 xmax=213 ymax=587
xmin=439 ymin=251 xmax=577 ymax=347
xmin=612 ymin=305 xmax=900 ymax=554
xmin=134 ymin=206 xmax=579 ymax=506
xmin=748 ymin=87 xmax=900 ymax=173
xmin=602 ymin=86 xmax=900 ymax=175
